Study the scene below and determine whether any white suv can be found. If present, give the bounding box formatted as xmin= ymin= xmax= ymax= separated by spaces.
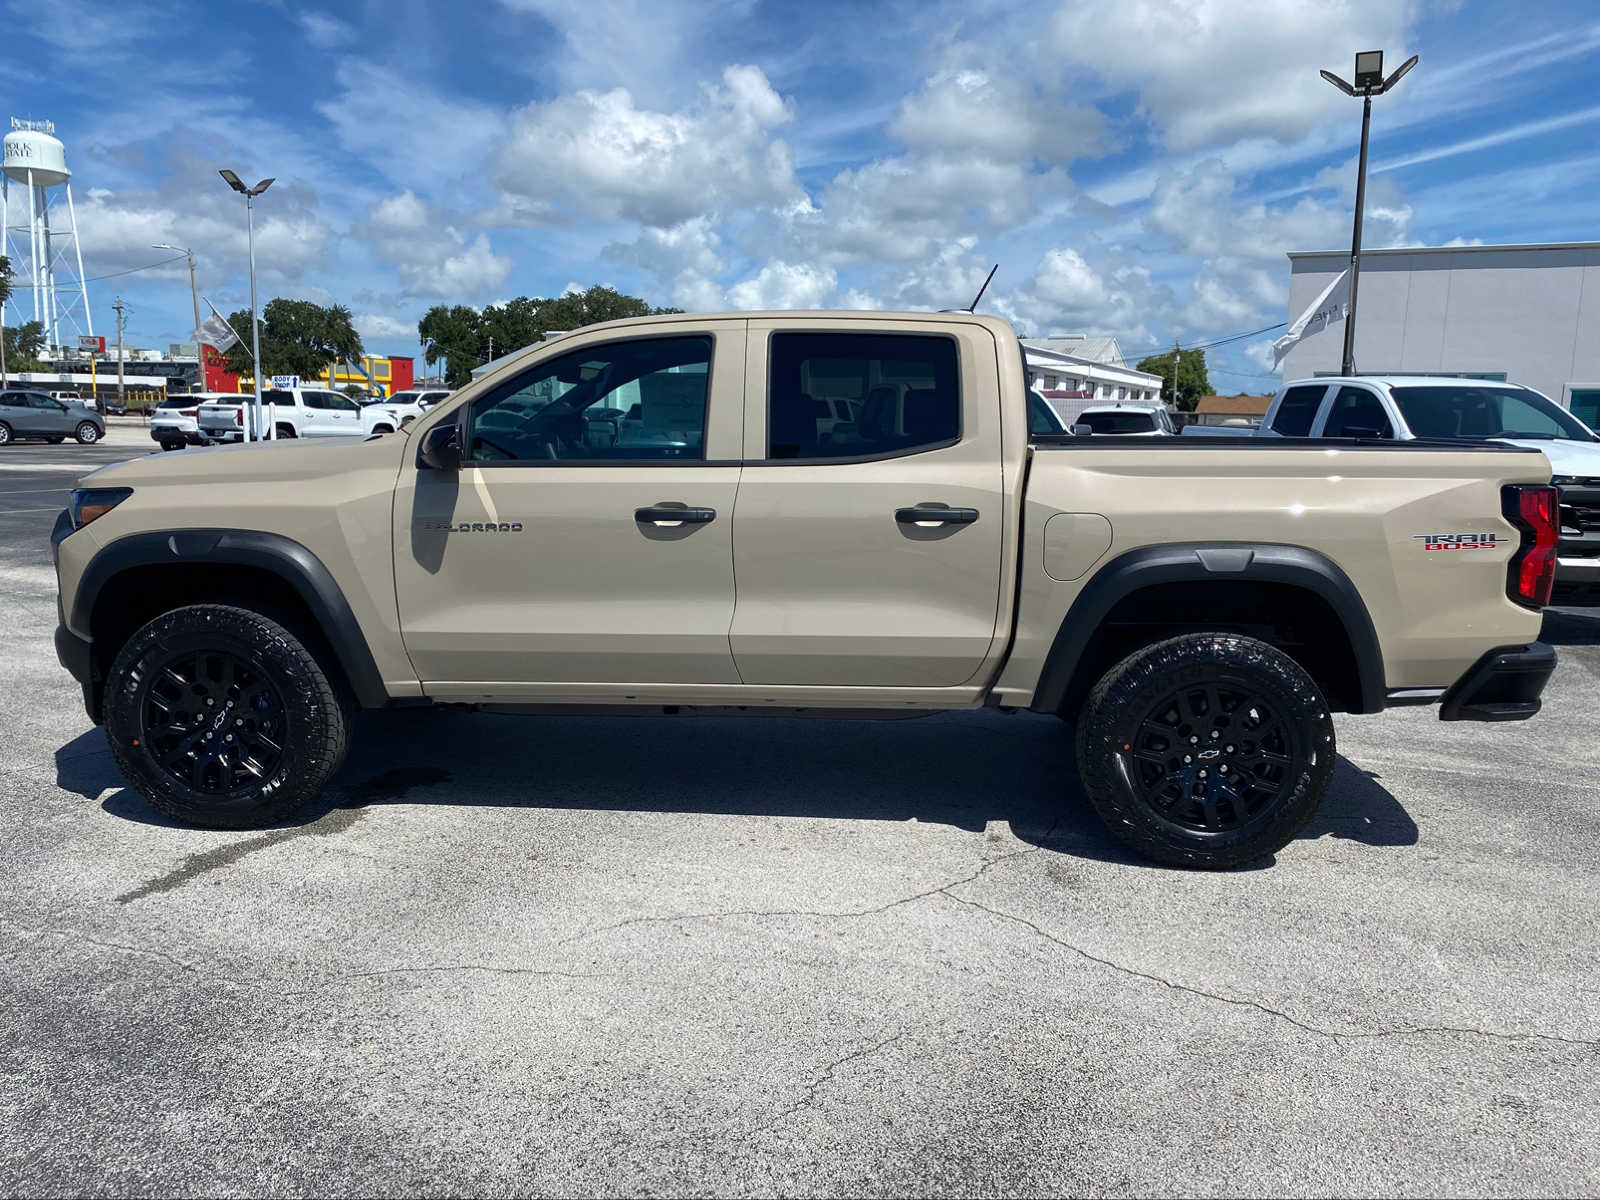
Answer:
xmin=366 ymin=388 xmax=452 ymax=430
xmin=150 ymin=392 xmax=236 ymax=450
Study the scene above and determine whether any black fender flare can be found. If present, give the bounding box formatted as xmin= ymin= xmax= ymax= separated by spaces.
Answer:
xmin=72 ymin=529 xmax=390 ymax=710
xmin=1028 ymin=542 xmax=1386 ymax=715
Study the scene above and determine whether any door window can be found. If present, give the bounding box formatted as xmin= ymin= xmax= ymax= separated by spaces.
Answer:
xmin=1570 ymin=389 xmax=1600 ymax=431
xmin=464 ymin=335 xmax=711 ymax=463
xmin=1269 ymin=385 xmax=1327 ymax=436
xmin=1322 ymin=387 xmax=1393 ymax=438
xmin=324 ymin=392 xmax=360 ymax=412
xmin=25 ymin=393 xmax=62 ymax=410
xmin=767 ymin=332 xmax=959 ymax=461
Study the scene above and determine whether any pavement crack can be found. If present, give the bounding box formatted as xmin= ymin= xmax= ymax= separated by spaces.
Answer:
xmin=746 ymin=1031 xmax=906 ymax=1138
xmin=557 ymin=843 xmax=1043 ymax=948
xmin=283 ymin=964 xmax=606 ymax=995
xmin=937 ymin=892 xmax=1600 ymax=1050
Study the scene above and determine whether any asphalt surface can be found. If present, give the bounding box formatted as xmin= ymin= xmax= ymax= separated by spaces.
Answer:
xmin=1 ymin=427 xmax=1597 ymax=1196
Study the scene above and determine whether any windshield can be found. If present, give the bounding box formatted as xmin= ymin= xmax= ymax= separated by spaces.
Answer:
xmin=1079 ymin=409 xmax=1158 ymax=434
xmin=389 ymin=392 xmax=419 ymax=404
xmin=1028 ymin=390 xmax=1064 ymax=434
xmin=1391 ymin=385 xmax=1596 ymax=442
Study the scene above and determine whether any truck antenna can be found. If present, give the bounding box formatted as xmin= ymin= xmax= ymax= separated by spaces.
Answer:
xmin=967 ymin=264 xmax=999 ymax=312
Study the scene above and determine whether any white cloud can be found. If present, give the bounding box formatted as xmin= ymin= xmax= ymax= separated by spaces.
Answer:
xmin=1048 ymin=0 xmax=1418 ymax=150
xmin=495 ymin=65 xmax=802 ymax=229
xmin=359 ymin=190 xmax=512 ymax=299
xmin=726 ymin=262 xmax=837 ymax=310
xmin=318 ymin=62 xmax=506 ymax=184
xmin=354 ymin=312 xmax=415 ymax=341
xmin=892 ymin=64 xmax=1110 ymax=165
xmin=298 ymin=10 xmax=356 ymax=47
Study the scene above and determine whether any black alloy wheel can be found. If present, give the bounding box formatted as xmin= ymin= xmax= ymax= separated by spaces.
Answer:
xmin=1075 ymin=633 xmax=1334 ymax=868
xmin=138 ymin=647 xmax=287 ymax=793
xmin=1125 ymin=679 xmax=1297 ymax=834
xmin=103 ymin=604 xmax=351 ymax=828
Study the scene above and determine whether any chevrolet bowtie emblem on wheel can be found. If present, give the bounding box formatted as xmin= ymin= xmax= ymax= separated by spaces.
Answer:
xmin=1413 ymin=533 xmax=1505 ymax=551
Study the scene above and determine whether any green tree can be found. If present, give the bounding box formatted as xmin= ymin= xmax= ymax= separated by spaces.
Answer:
xmin=3 ymin=320 xmax=46 ymax=371
xmin=222 ymin=298 xmax=364 ymax=382
xmin=1136 ymin=347 xmax=1211 ymax=412
xmin=0 ymin=254 xmax=11 ymax=307
xmin=418 ymin=285 xmax=683 ymax=388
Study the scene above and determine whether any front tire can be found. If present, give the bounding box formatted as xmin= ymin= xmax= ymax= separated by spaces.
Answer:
xmin=372 ymin=423 xmax=394 ymax=435
xmin=75 ymin=421 xmax=100 ymax=444
xmin=103 ymin=605 xmax=351 ymax=829
xmin=1075 ymin=634 xmax=1334 ymax=869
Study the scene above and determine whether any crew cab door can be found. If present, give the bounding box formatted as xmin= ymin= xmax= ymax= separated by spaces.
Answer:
xmin=393 ymin=321 xmax=746 ymax=694
xmin=729 ymin=320 xmax=1007 ymax=687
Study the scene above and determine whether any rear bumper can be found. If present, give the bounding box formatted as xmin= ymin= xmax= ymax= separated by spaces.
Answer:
xmin=1438 ymin=642 xmax=1556 ymax=722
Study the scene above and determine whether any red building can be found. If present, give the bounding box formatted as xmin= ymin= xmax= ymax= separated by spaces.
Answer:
xmin=202 ymin=349 xmax=414 ymax=397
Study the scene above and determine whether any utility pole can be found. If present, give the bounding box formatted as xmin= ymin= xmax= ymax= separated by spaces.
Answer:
xmin=1169 ymin=341 xmax=1181 ymax=409
xmin=486 ymin=335 xmax=494 ymax=363
xmin=113 ymin=296 xmax=127 ymax=408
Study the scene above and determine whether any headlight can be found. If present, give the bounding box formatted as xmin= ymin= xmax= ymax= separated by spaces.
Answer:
xmin=70 ymin=487 xmax=132 ymax=530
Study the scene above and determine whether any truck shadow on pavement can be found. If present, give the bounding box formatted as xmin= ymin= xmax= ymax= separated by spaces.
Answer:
xmin=1542 ymin=606 xmax=1600 ymax=645
xmin=71 ymin=707 xmax=1418 ymax=869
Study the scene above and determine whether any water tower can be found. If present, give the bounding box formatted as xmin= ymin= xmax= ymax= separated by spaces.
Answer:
xmin=2 ymin=118 xmax=93 ymax=349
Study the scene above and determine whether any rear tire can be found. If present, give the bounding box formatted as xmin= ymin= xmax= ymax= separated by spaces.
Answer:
xmin=103 ymin=604 xmax=351 ymax=829
xmin=276 ymin=424 xmax=297 ymax=439
xmin=75 ymin=422 xmax=100 ymax=444
xmin=1075 ymin=633 xmax=1334 ymax=869
xmin=0 ymin=422 xmax=13 ymax=445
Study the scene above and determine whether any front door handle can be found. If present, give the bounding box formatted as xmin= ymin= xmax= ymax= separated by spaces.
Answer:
xmin=896 ymin=506 xmax=979 ymax=527
xmin=635 ymin=505 xmax=717 ymax=526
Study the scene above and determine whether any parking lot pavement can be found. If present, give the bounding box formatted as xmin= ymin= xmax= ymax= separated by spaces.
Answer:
xmin=2 ymin=487 xmax=1597 ymax=1196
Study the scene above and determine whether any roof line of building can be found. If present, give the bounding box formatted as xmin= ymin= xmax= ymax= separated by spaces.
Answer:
xmin=1289 ymin=241 xmax=1600 ymax=260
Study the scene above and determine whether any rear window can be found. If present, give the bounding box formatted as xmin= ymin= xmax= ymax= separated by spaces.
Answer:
xmin=1079 ymin=410 xmax=1157 ymax=434
xmin=157 ymin=398 xmax=192 ymax=409
xmin=389 ymin=392 xmax=419 ymax=404
xmin=262 ymin=390 xmax=293 ymax=405
xmin=1270 ymin=385 xmax=1326 ymax=436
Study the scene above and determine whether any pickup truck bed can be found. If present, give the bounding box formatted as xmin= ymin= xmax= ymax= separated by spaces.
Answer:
xmin=52 ymin=311 xmax=1559 ymax=868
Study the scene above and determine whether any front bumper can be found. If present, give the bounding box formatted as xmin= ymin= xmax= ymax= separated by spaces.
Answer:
xmin=1439 ymin=642 xmax=1556 ymax=722
xmin=55 ymin=622 xmax=99 ymax=724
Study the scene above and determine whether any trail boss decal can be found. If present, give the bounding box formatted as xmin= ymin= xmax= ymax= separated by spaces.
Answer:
xmin=1413 ymin=532 xmax=1505 ymax=551
xmin=421 ymin=520 xmax=524 ymax=533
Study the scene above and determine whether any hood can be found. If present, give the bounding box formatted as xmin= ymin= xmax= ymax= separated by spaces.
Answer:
xmin=77 ymin=428 xmax=405 ymax=489
xmin=1494 ymin=437 xmax=1600 ymax=478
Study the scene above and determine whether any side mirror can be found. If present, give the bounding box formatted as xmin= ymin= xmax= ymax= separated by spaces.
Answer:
xmin=1071 ymin=423 xmax=1094 ymax=437
xmin=419 ymin=422 xmax=461 ymax=471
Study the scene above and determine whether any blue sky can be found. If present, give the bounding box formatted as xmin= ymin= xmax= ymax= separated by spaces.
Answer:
xmin=3 ymin=0 xmax=1598 ymax=391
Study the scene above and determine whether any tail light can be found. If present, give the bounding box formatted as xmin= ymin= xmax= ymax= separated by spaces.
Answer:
xmin=1501 ymin=485 xmax=1559 ymax=608
xmin=235 ymin=407 xmax=245 ymax=425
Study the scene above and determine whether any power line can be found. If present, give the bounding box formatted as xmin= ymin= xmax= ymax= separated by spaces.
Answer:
xmin=6 ymin=253 xmax=190 ymax=289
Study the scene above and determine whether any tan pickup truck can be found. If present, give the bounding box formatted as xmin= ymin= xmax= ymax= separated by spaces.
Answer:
xmin=52 ymin=312 xmax=1560 ymax=867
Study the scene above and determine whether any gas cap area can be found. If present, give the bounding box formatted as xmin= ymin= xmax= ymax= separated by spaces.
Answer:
xmin=1043 ymin=512 xmax=1113 ymax=581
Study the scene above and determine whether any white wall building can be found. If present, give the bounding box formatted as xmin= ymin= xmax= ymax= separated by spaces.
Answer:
xmin=1280 ymin=243 xmax=1600 ymax=424
xmin=1021 ymin=338 xmax=1165 ymax=425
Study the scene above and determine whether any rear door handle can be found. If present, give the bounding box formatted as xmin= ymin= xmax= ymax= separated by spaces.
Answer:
xmin=896 ymin=506 xmax=979 ymax=526
xmin=635 ymin=505 xmax=717 ymax=526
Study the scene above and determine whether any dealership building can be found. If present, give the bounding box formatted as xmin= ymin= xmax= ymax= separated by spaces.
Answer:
xmin=1280 ymin=242 xmax=1600 ymax=426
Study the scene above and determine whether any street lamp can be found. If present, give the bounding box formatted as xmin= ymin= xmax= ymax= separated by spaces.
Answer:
xmin=219 ymin=169 xmax=275 ymax=440
xmin=153 ymin=243 xmax=203 ymax=392
xmin=1322 ymin=50 xmax=1418 ymax=375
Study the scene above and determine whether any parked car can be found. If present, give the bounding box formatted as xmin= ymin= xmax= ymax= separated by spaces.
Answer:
xmin=197 ymin=387 xmax=394 ymax=442
xmin=149 ymin=393 xmax=234 ymax=451
xmin=96 ymin=397 xmax=127 ymax=416
xmin=1028 ymin=387 xmax=1067 ymax=435
xmin=54 ymin=311 xmax=1559 ymax=868
xmin=1259 ymin=376 xmax=1600 ymax=601
xmin=368 ymin=388 xmax=453 ymax=429
xmin=1073 ymin=404 xmax=1174 ymax=436
xmin=0 ymin=389 xmax=106 ymax=444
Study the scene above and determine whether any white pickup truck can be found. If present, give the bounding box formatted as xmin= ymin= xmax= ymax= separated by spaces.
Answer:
xmin=197 ymin=387 xmax=397 ymax=442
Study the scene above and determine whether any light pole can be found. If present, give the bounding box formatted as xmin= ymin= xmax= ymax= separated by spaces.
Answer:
xmin=218 ymin=169 xmax=274 ymax=440
xmin=153 ymin=243 xmax=203 ymax=392
xmin=1321 ymin=50 xmax=1417 ymax=376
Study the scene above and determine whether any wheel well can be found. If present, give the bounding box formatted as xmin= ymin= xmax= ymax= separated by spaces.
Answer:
xmin=88 ymin=563 xmax=355 ymax=710
xmin=275 ymin=423 xmax=296 ymax=438
xmin=1056 ymin=579 xmax=1364 ymax=716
